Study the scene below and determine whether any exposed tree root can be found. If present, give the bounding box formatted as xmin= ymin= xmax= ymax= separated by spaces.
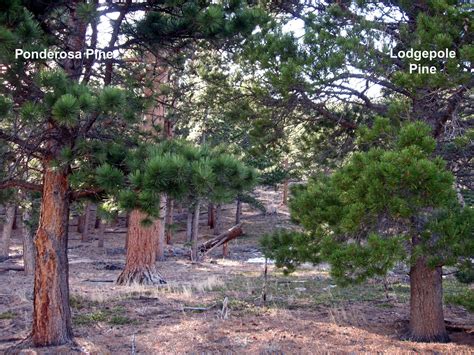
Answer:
xmin=116 ymin=265 xmax=166 ymax=285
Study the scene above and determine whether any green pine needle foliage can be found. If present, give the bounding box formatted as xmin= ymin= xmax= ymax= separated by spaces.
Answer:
xmin=263 ymin=118 xmax=473 ymax=285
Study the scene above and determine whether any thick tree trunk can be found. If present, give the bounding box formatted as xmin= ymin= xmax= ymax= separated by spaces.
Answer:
xmin=22 ymin=209 xmax=35 ymax=276
xmin=235 ymin=199 xmax=242 ymax=225
xmin=191 ymin=201 xmax=201 ymax=262
xmin=0 ymin=205 xmax=15 ymax=261
xmin=214 ymin=204 xmax=222 ymax=236
xmin=156 ymin=195 xmax=167 ymax=261
xmin=208 ymin=203 xmax=215 ymax=229
xmin=32 ymin=164 xmax=73 ymax=346
xmin=409 ymin=257 xmax=449 ymax=342
xmin=186 ymin=209 xmax=193 ymax=243
xmin=81 ymin=203 xmax=94 ymax=243
xmin=97 ymin=219 xmax=106 ymax=248
xmin=165 ymin=198 xmax=174 ymax=244
xmin=117 ymin=209 xmax=165 ymax=285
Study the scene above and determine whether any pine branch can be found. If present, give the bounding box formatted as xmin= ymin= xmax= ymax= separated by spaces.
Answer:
xmin=0 ymin=179 xmax=42 ymax=192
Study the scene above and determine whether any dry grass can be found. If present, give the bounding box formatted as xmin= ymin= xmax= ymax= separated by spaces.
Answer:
xmin=0 ymin=203 xmax=473 ymax=354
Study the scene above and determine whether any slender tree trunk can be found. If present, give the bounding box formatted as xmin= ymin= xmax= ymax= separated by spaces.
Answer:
xmin=214 ymin=204 xmax=222 ymax=236
xmin=77 ymin=214 xmax=84 ymax=233
xmin=22 ymin=208 xmax=35 ymax=276
xmin=235 ymin=199 xmax=242 ymax=225
xmin=12 ymin=206 xmax=18 ymax=230
xmin=282 ymin=158 xmax=289 ymax=206
xmin=191 ymin=200 xmax=201 ymax=262
xmin=165 ymin=198 xmax=174 ymax=244
xmin=32 ymin=164 xmax=73 ymax=346
xmin=409 ymin=257 xmax=449 ymax=342
xmin=81 ymin=203 xmax=94 ymax=243
xmin=97 ymin=219 xmax=106 ymax=248
xmin=0 ymin=205 xmax=15 ymax=261
xmin=94 ymin=216 xmax=100 ymax=229
xmin=156 ymin=195 xmax=167 ymax=261
xmin=117 ymin=209 xmax=165 ymax=285
xmin=208 ymin=203 xmax=215 ymax=229
xmin=186 ymin=209 xmax=193 ymax=243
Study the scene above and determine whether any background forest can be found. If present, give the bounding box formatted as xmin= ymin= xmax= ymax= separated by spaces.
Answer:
xmin=0 ymin=0 xmax=472 ymax=353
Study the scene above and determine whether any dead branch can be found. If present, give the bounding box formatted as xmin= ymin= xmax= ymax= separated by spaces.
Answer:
xmin=198 ymin=223 xmax=243 ymax=256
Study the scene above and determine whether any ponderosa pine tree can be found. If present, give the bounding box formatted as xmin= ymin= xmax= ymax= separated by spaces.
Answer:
xmin=263 ymin=119 xmax=474 ymax=342
xmin=0 ymin=0 xmax=267 ymax=347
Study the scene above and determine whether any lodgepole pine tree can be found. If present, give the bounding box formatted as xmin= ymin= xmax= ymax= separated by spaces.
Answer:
xmin=245 ymin=1 xmax=472 ymax=343
xmin=263 ymin=119 xmax=474 ymax=342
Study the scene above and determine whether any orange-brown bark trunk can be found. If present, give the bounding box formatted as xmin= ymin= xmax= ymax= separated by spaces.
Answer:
xmin=32 ymin=163 xmax=73 ymax=346
xmin=117 ymin=209 xmax=165 ymax=285
xmin=409 ymin=257 xmax=449 ymax=342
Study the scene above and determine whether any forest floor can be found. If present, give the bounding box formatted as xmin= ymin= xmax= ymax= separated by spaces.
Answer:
xmin=0 ymin=191 xmax=473 ymax=354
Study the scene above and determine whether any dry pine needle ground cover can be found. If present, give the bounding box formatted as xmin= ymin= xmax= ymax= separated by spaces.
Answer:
xmin=0 ymin=202 xmax=472 ymax=354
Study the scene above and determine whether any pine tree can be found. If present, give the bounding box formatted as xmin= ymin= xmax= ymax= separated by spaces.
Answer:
xmin=263 ymin=119 xmax=473 ymax=342
xmin=0 ymin=0 xmax=266 ymax=347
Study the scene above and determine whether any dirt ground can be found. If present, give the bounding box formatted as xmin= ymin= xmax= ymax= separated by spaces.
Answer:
xmin=0 ymin=195 xmax=473 ymax=354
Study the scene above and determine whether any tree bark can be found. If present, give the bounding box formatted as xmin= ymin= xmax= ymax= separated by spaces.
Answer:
xmin=81 ymin=203 xmax=94 ymax=243
xmin=165 ymin=198 xmax=174 ymax=244
xmin=32 ymin=164 xmax=73 ymax=346
xmin=408 ymin=257 xmax=449 ymax=342
xmin=235 ymin=199 xmax=242 ymax=225
xmin=22 ymin=208 xmax=35 ymax=276
xmin=208 ymin=203 xmax=215 ymax=229
xmin=186 ymin=209 xmax=193 ymax=243
xmin=191 ymin=201 xmax=201 ymax=262
xmin=214 ymin=204 xmax=222 ymax=236
xmin=116 ymin=209 xmax=165 ymax=285
xmin=156 ymin=195 xmax=166 ymax=261
xmin=198 ymin=223 xmax=243 ymax=256
xmin=77 ymin=214 xmax=84 ymax=233
xmin=282 ymin=158 xmax=289 ymax=205
xmin=0 ymin=205 xmax=15 ymax=261
xmin=97 ymin=219 xmax=106 ymax=248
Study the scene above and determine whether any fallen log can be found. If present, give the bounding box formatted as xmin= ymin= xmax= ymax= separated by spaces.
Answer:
xmin=0 ymin=265 xmax=24 ymax=272
xmin=198 ymin=223 xmax=243 ymax=256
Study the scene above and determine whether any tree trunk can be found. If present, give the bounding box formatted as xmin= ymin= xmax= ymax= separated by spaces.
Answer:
xmin=208 ymin=203 xmax=215 ymax=229
xmin=22 ymin=208 xmax=35 ymax=276
xmin=235 ymin=199 xmax=242 ymax=225
xmin=77 ymin=214 xmax=84 ymax=233
xmin=0 ymin=205 xmax=15 ymax=261
xmin=191 ymin=201 xmax=201 ymax=262
xmin=116 ymin=209 xmax=165 ymax=285
xmin=32 ymin=164 xmax=73 ymax=346
xmin=409 ymin=257 xmax=449 ymax=342
xmin=81 ymin=203 xmax=96 ymax=243
xmin=94 ymin=216 xmax=100 ymax=229
xmin=97 ymin=219 xmax=106 ymax=248
xmin=165 ymin=198 xmax=174 ymax=244
xmin=12 ymin=206 xmax=18 ymax=230
xmin=186 ymin=209 xmax=193 ymax=243
xmin=156 ymin=195 xmax=166 ymax=261
xmin=282 ymin=158 xmax=289 ymax=205
xmin=214 ymin=204 xmax=222 ymax=236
